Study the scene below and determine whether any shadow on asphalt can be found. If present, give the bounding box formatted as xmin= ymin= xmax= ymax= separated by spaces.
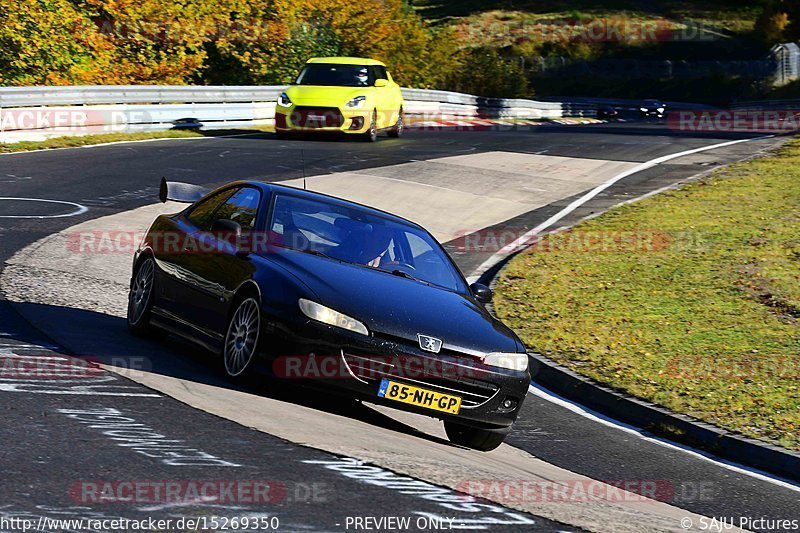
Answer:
xmin=8 ymin=300 xmax=454 ymax=448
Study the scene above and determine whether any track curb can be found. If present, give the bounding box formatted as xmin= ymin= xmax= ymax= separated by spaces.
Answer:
xmin=525 ymin=352 xmax=800 ymax=481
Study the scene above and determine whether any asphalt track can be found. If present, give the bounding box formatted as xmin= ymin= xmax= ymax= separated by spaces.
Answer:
xmin=0 ymin=122 xmax=798 ymax=532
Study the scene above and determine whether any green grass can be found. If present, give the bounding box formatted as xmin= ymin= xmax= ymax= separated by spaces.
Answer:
xmin=0 ymin=126 xmax=274 ymax=154
xmin=416 ymin=1 xmax=766 ymax=63
xmin=416 ymin=0 xmax=764 ymax=33
xmin=494 ymin=140 xmax=800 ymax=450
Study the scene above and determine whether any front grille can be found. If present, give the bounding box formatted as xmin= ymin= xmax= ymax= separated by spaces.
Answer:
xmin=291 ymin=107 xmax=344 ymax=128
xmin=342 ymin=351 xmax=500 ymax=408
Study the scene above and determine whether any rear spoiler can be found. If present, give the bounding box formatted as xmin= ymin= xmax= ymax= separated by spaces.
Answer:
xmin=159 ymin=177 xmax=209 ymax=204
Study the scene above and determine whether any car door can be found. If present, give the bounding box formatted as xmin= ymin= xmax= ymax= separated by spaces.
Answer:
xmin=188 ymin=186 xmax=263 ymax=336
xmin=155 ymin=188 xmax=236 ymax=321
xmin=372 ymin=65 xmax=392 ymax=129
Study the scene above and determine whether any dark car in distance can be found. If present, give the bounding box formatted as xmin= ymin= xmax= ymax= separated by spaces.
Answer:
xmin=597 ymin=105 xmax=619 ymax=121
xmin=127 ymin=179 xmax=531 ymax=451
xmin=639 ymin=99 xmax=667 ymax=119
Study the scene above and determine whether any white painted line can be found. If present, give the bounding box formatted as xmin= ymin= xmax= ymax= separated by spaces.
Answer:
xmin=468 ymin=135 xmax=775 ymax=281
xmin=0 ymin=197 xmax=89 ymax=219
xmin=528 ymin=383 xmax=800 ymax=494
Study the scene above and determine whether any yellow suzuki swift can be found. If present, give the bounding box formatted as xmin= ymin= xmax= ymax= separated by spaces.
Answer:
xmin=275 ymin=57 xmax=405 ymax=142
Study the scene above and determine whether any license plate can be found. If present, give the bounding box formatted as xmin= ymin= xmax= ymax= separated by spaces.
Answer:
xmin=307 ymin=115 xmax=325 ymax=121
xmin=377 ymin=379 xmax=462 ymax=414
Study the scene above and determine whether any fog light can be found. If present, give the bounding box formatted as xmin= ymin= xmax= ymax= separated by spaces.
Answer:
xmin=501 ymin=397 xmax=518 ymax=410
xmin=350 ymin=117 xmax=365 ymax=130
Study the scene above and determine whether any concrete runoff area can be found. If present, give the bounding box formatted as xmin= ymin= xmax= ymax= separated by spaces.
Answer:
xmin=1 ymin=151 xmax=748 ymax=532
xmin=282 ymin=152 xmax=640 ymax=242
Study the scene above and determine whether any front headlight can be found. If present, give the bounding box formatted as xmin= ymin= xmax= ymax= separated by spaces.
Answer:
xmin=640 ymin=107 xmax=648 ymax=112
xmin=657 ymin=107 xmax=665 ymax=112
xmin=298 ymin=299 xmax=369 ymax=336
xmin=483 ymin=352 xmax=529 ymax=372
xmin=277 ymin=92 xmax=292 ymax=108
xmin=345 ymin=96 xmax=366 ymax=108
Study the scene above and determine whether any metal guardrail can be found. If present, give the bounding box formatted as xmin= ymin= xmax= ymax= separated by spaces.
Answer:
xmin=545 ymin=96 xmax=716 ymax=110
xmin=0 ymin=85 xmax=597 ymax=142
xmin=0 ymin=86 xmax=285 ymax=108
xmin=732 ymin=99 xmax=800 ymax=110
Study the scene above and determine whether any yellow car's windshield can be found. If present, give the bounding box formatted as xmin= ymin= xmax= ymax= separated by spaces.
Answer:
xmin=296 ymin=63 xmax=373 ymax=87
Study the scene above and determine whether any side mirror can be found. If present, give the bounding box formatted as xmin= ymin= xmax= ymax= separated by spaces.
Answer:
xmin=211 ymin=218 xmax=242 ymax=238
xmin=470 ymin=282 xmax=493 ymax=304
xmin=375 ymin=79 xmax=389 ymax=88
xmin=211 ymin=219 xmax=249 ymax=257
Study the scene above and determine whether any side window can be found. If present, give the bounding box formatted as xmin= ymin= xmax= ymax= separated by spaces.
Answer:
xmin=374 ymin=66 xmax=388 ymax=81
xmin=212 ymin=187 xmax=261 ymax=233
xmin=405 ymin=232 xmax=434 ymax=259
xmin=187 ymin=190 xmax=235 ymax=230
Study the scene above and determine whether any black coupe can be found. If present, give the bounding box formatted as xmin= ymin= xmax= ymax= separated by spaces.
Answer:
xmin=127 ymin=179 xmax=530 ymax=450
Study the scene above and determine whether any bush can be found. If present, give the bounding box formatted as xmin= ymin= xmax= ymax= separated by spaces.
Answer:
xmin=446 ymin=47 xmax=530 ymax=97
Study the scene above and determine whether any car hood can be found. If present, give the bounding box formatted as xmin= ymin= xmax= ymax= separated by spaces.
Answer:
xmin=265 ymin=248 xmax=522 ymax=356
xmin=284 ymin=85 xmax=371 ymax=107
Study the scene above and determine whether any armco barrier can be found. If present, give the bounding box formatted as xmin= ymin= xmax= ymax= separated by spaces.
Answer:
xmin=732 ymin=99 xmax=800 ymax=110
xmin=0 ymin=85 xmax=595 ymax=142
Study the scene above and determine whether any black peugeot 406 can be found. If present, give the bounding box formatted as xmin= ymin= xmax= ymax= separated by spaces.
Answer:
xmin=128 ymin=179 xmax=530 ymax=450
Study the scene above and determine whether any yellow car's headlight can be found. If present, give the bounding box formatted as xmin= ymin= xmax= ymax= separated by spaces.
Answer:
xmin=345 ymin=96 xmax=366 ymax=108
xmin=299 ymin=299 xmax=369 ymax=336
xmin=483 ymin=352 xmax=529 ymax=372
xmin=278 ymin=92 xmax=292 ymax=108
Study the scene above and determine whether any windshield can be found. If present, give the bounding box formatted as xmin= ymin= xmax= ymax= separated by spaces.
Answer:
xmin=296 ymin=63 xmax=373 ymax=87
xmin=269 ymin=194 xmax=467 ymax=293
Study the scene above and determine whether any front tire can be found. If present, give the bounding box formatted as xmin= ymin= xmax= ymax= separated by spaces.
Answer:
xmin=223 ymin=297 xmax=261 ymax=380
xmin=363 ymin=111 xmax=378 ymax=142
xmin=443 ymin=421 xmax=508 ymax=451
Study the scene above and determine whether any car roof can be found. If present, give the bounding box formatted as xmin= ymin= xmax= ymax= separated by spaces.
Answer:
xmin=306 ymin=57 xmax=387 ymax=67
xmin=226 ymin=181 xmax=424 ymax=230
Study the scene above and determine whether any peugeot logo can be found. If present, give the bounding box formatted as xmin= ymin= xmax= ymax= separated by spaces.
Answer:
xmin=418 ymin=334 xmax=443 ymax=354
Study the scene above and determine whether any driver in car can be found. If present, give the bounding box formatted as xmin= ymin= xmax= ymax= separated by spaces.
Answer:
xmin=355 ymin=67 xmax=370 ymax=86
xmin=362 ymin=226 xmax=393 ymax=267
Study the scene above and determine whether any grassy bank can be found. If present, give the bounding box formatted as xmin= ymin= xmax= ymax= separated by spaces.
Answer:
xmin=494 ymin=140 xmax=800 ymax=450
xmin=0 ymin=127 xmax=274 ymax=154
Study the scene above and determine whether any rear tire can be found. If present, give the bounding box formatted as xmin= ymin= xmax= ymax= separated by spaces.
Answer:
xmin=127 ymin=257 xmax=160 ymax=337
xmin=443 ymin=421 xmax=508 ymax=451
xmin=388 ymin=109 xmax=404 ymax=138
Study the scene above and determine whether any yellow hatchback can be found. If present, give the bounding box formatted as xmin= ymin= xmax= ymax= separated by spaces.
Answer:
xmin=275 ymin=57 xmax=405 ymax=142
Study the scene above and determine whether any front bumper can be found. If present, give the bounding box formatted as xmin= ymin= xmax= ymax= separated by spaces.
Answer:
xmin=275 ymin=105 xmax=370 ymax=134
xmin=266 ymin=318 xmax=530 ymax=430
